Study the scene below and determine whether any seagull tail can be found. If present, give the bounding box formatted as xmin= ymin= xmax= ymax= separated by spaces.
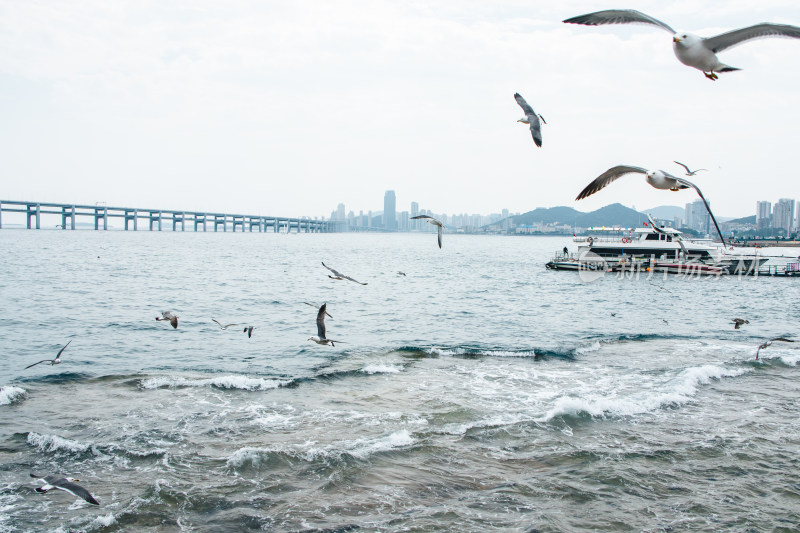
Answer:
xmin=717 ymin=65 xmax=740 ymax=72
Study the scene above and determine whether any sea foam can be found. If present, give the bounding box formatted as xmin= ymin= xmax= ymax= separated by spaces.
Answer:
xmin=27 ymin=432 xmax=93 ymax=454
xmin=0 ymin=386 xmax=26 ymax=406
xmin=139 ymin=375 xmax=293 ymax=391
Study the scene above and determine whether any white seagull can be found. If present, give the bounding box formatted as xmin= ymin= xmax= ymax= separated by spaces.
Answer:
xmin=211 ymin=319 xmax=239 ymax=330
xmin=514 ymin=93 xmax=546 ymax=147
xmin=756 ymin=337 xmax=794 ymax=360
xmin=563 ymin=9 xmax=800 ymax=80
xmin=24 ymin=341 xmax=71 ymax=370
xmin=674 ymin=161 xmax=707 ymax=176
xmin=410 ymin=215 xmax=444 ymax=249
xmin=307 ymin=303 xmax=341 ymax=347
xmin=575 ymin=165 xmax=727 ymax=247
xmin=30 ymin=473 xmax=100 ymax=505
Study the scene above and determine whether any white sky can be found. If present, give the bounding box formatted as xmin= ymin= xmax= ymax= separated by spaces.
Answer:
xmin=1 ymin=1 xmax=799 ymax=219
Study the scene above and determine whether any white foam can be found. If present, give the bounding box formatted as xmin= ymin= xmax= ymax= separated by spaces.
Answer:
xmin=428 ymin=347 xmax=535 ymax=358
xmin=348 ymin=430 xmax=415 ymax=459
xmin=139 ymin=375 xmax=293 ymax=391
xmin=361 ymin=364 xmax=402 ymax=374
xmin=27 ymin=432 xmax=92 ymax=454
xmin=91 ymin=514 xmax=116 ymax=527
xmin=0 ymin=386 xmax=26 ymax=406
xmin=576 ymin=341 xmax=603 ymax=355
xmin=227 ymin=446 xmax=272 ymax=468
xmin=539 ymin=364 xmax=747 ymax=422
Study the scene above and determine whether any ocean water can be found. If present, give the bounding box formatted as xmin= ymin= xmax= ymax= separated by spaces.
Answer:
xmin=1 ymin=230 xmax=799 ymax=532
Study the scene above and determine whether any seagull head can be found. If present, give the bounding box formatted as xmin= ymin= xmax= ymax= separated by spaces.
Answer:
xmin=672 ymin=33 xmax=700 ymax=47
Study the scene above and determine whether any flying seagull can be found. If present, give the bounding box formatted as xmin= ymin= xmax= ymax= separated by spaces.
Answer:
xmin=243 ymin=325 xmax=255 ymax=338
xmin=156 ymin=311 xmax=179 ymax=329
xmin=756 ymin=337 xmax=794 ymax=359
xmin=304 ymin=302 xmax=333 ymax=318
xmin=307 ymin=303 xmax=341 ymax=347
xmin=563 ymin=9 xmax=800 ymax=80
xmin=212 ymin=319 xmax=238 ymax=330
xmin=674 ymin=161 xmax=707 ymax=176
xmin=514 ymin=93 xmax=546 ymax=147
xmin=397 ymin=271 xmax=407 ymax=276
xmin=30 ymin=473 xmax=99 ymax=505
xmin=321 ymin=262 xmax=367 ymax=285
xmin=732 ymin=318 xmax=750 ymax=329
xmin=24 ymin=340 xmax=71 ymax=370
xmin=410 ymin=215 xmax=444 ymax=249
xmin=575 ymin=165 xmax=727 ymax=247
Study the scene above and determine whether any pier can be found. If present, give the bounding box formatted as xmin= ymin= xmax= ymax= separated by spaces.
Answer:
xmin=0 ymin=200 xmax=332 ymax=233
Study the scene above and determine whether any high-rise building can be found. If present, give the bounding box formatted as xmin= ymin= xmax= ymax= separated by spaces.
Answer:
xmin=684 ymin=199 xmax=709 ymax=233
xmin=756 ymin=201 xmax=772 ymax=229
xmin=773 ymin=198 xmax=795 ymax=231
xmin=384 ymin=190 xmax=397 ymax=230
xmin=410 ymin=201 xmax=419 ymax=231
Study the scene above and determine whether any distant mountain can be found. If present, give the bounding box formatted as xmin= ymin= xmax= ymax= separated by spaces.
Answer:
xmin=509 ymin=203 xmax=649 ymax=228
xmin=725 ymin=215 xmax=756 ymax=225
xmin=644 ymin=205 xmax=684 ymax=220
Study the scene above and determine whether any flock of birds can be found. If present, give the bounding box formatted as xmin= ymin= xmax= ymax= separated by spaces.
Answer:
xmin=11 ymin=7 xmax=800 ymax=511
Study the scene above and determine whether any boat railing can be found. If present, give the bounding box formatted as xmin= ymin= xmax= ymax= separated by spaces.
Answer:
xmin=573 ymin=236 xmax=637 ymax=244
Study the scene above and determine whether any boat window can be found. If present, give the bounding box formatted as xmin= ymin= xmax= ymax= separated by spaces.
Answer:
xmin=645 ymin=234 xmax=659 ymax=240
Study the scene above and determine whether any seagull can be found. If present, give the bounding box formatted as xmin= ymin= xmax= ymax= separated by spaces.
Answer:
xmin=563 ymin=9 xmax=800 ymax=80
xmin=397 ymin=271 xmax=407 ymax=276
xmin=756 ymin=337 xmax=794 ymax=359
xmin=243 ymin=325 xmax=255 ymax=338
xmin=575 ymin=165 xmax=727 ymax=247
xmin=321 ymin=262 xmax=367 ymax=285
xmin=304 ymin=302 xmax=333 ymax=318
xmin=307 ymin=303 xmax=341 ymax=347
xmin=212 ymin=319 xmax=238 ymax=330
xmin=30 ymin=473 xmax=99 ymax=505
xmin=24 ymin=341 xmax=71 ymax=370
xmin=514 ymin=93 xmax=546 ymax=147
xmin=732 ymin=318 xmax=750 ymax=329
xmin=410 ymin=215 xmax=444 ymax=249
xmin=674 ymin=161 xmax=708 ymax=176
xmin=156 ymin=311 xmax=179 ymax=329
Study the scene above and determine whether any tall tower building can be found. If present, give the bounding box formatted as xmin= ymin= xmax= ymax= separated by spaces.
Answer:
xmin=773 ymin=198 xmax=795 ymax=231
xmin=756 ymin=201 xmax=772 ymax=229
xmin=384 ymin=190 xmax=397 ymax=230
xmin=411 ymin=201 xmax=419 ymax=231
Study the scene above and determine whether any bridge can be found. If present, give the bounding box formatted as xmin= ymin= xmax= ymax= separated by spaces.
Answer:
xmin=0 ymin=200 xmax=333 ymax=233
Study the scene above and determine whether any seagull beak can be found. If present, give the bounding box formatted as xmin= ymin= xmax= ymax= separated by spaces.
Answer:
xmin=673 ymin=36 xmax=681 ymax=43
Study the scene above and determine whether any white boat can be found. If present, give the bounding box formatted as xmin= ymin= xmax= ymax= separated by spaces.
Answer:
xmin=553 ymin=225 xmax=767 ymax=274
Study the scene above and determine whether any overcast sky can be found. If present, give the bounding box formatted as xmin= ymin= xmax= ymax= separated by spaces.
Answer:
xmin=2 ymin=1 xmax=799 ymax=220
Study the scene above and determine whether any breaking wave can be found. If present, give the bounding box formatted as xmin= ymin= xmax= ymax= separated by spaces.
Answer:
xmin=139 ymin=375 xmax=293 ymax=390
xmin=0 ymin=386 xmax=27 ymax=406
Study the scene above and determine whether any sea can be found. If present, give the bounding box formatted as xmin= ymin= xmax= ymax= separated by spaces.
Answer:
xmin=1 ymin=230 xmax=799 ymax=532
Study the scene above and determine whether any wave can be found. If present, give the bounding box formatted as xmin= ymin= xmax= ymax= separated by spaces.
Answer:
xmin=227 ymin=430 xmax=416 ymax=469
xmin=27 ymin=432 xmax=92 ymax=455
xmin=139 ymin=375 xmax=294 ymax=391
xmin=361 ymin=364 xmax=403 ymax=374
xmin=0 ymin=386 xmax=27 ymax=406
xmin=18 ymin=372 xmax=93 ymax=385
xmin=539 ymin=364 xmax=748 ymax=422
xmin=426 ymin=345 xmax=576 ymax=361
xmin=26 ymin=432 xmax=168 ymax=464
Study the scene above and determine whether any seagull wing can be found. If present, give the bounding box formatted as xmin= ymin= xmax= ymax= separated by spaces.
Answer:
xmin=321 ymin=261 xmax=343 ymax=278
xmin=54 ymin=479 xmax=100 ymax=505
xmin=703 ymin=23 xmax=800 ymax=53
xmin=673 ymin=161 xmax=691 ymax=174
xmin=514 ymin=93 xmax=535 ymax=116
xmin=304 ymin=302 xmax=332 ymax=318
xmin=563 ymin=9 xmax=675 ymax=34
xmin=769 ymin=337 xmax=794 ymax=343
xmin=575 ymin=165 xmax=648 ymax=200
xmin=437 ymin=224 xmax=443 ymax=249
xmin=529 ymin=117 xmax=543 ymax=148
xmin=24 ymin=359 xmax=52 ymax=370
xmin=410 ymin=215 xmax=434 ymax=221
xmin=675 ymin=177 xmax=727 ymax=247
xmin=316 ymin=304 xmax=327 ymax=339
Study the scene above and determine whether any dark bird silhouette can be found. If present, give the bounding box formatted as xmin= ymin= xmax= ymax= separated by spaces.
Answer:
xmin=24 ymin=341 xmax=71 ymax=370
xmin=732 ymin=318 xmax=749 ymax=329
xmin=243 ymin=325 xmax=255 ymax=338
xmin=321 ymin=262 xmax=367 ymax=285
